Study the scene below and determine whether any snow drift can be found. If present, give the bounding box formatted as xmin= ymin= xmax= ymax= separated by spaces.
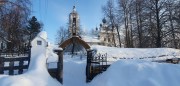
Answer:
xmin=89 ymin=60 xmax=180 ymax=86
xmin=91 ymin=45 xmax=180 ymax=62
xmin=0 ymin=31 xmax=61 ymax=86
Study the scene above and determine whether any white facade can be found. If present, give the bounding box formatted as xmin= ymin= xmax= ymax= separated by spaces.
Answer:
xmin=99 ymin=22 xmax=119 ymax=47
xmin=31 ymin=31 xmax=48 ymax=48
xmin=81 ymin=35 xmax=101 ymax=45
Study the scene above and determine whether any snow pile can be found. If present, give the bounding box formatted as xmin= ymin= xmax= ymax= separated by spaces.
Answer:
xmin=38 ymin=31 xmax=48 ymax=40
xmin=89 ymin=60 xmax=180 ymax=86
xmin=91 ymin=45 xmax=180 ymax=61
xmin=63 ymin=55 xmax=87 ymax=86
xmin=0 ymin=31 xmax=61 ymax=86
xmin=46 ymin=44 xmax=59 ymax=63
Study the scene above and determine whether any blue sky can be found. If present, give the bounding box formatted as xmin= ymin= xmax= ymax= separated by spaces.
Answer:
xmin=31 ymin=0 xmax=107 ymax=43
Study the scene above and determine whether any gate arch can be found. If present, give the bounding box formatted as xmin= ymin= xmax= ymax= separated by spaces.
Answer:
xmin=52 ymin=36 xmax=92 ymax=84
xmin=59 ymin=36 xmax=91 ymax=50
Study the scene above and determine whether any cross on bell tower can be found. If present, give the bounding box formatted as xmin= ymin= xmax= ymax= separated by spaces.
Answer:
xmin=69 ymin=6 xmax=80 ymax=36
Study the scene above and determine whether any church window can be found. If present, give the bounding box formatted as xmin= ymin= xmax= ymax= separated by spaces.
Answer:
xmin=0 ymin=42 xmax=3 ymax=49
xmin=73 ymin=18 xmax=76 ymax=25
xmin=104 ymin=38 xmax=106 ymax=41
xmin=37 ymin=40 xmax=42 ymax=45
xmin=108 ymin=38 xmax=111 ymax=42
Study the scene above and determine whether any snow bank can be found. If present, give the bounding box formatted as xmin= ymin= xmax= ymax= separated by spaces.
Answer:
xmin=0 ymin=38 xmax=62 ymax=86
xmin=91 ymin=45 xmax=180 ymax=61
xmin=46 ymin=44 xmax=59 ymax=63
xmin=89 ymin=60 xmax=180 ymax=86
xmin=38 ymin=31 xmax=48 ymax=40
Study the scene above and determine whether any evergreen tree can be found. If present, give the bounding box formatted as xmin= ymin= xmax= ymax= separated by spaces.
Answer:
xmin=27 ymin=16 xmax=42 ymax=40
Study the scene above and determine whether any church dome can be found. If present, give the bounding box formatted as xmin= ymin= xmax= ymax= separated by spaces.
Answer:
xmin=96 ymin=27 xmax=98 ymax=31
xmin=100 ymin=24 xmax=102 ymax=27
xmin=102 ymin=18 xmax=107 ymax=24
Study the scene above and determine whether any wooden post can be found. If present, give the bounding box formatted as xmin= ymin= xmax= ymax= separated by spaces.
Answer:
xmin=0 ymin=50 xmax=2 ymax=56
xmin=54 ymin=49 xmax=63 ymax=84
xmin=28 ymin=45 xmax=32 ymax=66
xmin=9 ymin=61 xmax=14 ymax=75
xmin=106 ymin=53 xmax=107 ymax=67
xmin=18 ymin=59 xmax=24 ymax=74
xmin=86 ymin=49 xmax=92 ymax=82
xmin=0 ymin=57 xmax=4 ymax=74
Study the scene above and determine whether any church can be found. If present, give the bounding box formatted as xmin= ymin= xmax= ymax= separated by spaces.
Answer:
xmin=98 ymin=18 xmax=119 ymax=47
xmin=68 ymin=6 xmax=119 ymax=47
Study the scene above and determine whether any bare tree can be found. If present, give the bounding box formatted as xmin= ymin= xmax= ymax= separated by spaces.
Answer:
xmin=163 ymin=0 xmax=177 ymax=48
xmin=145 ymin=0 xmax=168 ymax=47
xmin=134 ymin=0 xmax=144 ymax=47
xmin=0 ymin=0 xmax=31 ymax=51
xmin=102 ymin=0 xmax=117 ymax=47
xmin=56 ymin=26 xmax=69 ymax=45
xmin=117 ymin=0 xmax=134 ymax=48
xmin=103 ymin=0 xmax=180 ymax=48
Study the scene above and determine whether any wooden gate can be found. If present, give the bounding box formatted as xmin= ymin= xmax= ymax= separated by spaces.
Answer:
xmin=47 ymin=49 xmax=63 ymax=84
xmin=86 ymin=50 xmax=110 ymax=82
xmin=0 ymin=46 xmax=31 ymax=75
xmin=47 ymin=36 xmax=91 ymax=84
xmin=48 ymin=36 xmax=110 ymax=83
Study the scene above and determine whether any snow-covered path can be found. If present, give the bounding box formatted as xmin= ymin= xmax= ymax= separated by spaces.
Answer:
xmin=63 ymin=55 xmax=87 ymax=86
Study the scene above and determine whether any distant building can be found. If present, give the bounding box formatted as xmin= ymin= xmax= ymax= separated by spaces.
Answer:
xmin=0 ymin=35 xmax=9 ymax=51
xmin=68 ymin=6 xmax=80 ymax=36
xmin=67 ymin=6 xmax=119 ymax=47
xmin=0 ymin=39 xmax=7 ymax=50
xmin=98 ymin=18 xmax=119 ymax=47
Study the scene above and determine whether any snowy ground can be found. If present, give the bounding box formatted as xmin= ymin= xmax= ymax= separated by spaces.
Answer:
xmin=57 ymin=54 xmax=180 ymax=86
xmin=63 ymin=55 xmax=87 ymax=86
xmin=89 ymin=60 xmax=180 ymax=86
xmin=0 ymin=46 xmax=180 ymax=86
xmin=91 ymin=45 xmax=180 ymax=62
xmin=0 ymin=43 xmax=180 ymax=86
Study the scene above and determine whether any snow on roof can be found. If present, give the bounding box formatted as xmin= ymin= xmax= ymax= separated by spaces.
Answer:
xmin=81 ymin=35 xmax=100 ymax=43
xmin=38 ymin=31 xmax=47 ymax=40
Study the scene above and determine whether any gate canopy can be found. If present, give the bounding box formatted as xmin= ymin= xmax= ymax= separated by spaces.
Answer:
xmin=59 ymin=37 xmax=91 ymax=50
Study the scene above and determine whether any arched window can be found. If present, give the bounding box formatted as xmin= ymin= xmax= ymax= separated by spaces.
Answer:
xmin=104 ymin=38 xmax=106 ymax=41
xmin=108 ymin=38 xmax=111 ymax=42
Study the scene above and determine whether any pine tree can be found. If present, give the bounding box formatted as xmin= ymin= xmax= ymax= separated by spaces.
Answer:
xmin=27 ymin=16 xmax=42 ymax=40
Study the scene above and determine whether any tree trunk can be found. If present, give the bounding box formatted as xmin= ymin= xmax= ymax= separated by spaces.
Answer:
xmin=116 ymin=25 xmax=121 ymax=47
xmin=155 ymin=0 xmax=161 ymax=47
xmin=168 ymin=3 xmax=177 ymax=48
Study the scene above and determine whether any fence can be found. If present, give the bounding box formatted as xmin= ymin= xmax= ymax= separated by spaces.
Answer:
xmin=0 ymin=45 xmax=31 ymax=75
xmin=0 ymin=56 xmax=30 ymax=75
xmin=47 ymin=49 xmax=63 ymax=84
xmin=86 ymin=50 xmax=110 ymax=82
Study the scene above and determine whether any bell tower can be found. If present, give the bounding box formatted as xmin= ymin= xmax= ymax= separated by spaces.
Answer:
xmin=69 ymin=6 xmax=80 ymax=36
